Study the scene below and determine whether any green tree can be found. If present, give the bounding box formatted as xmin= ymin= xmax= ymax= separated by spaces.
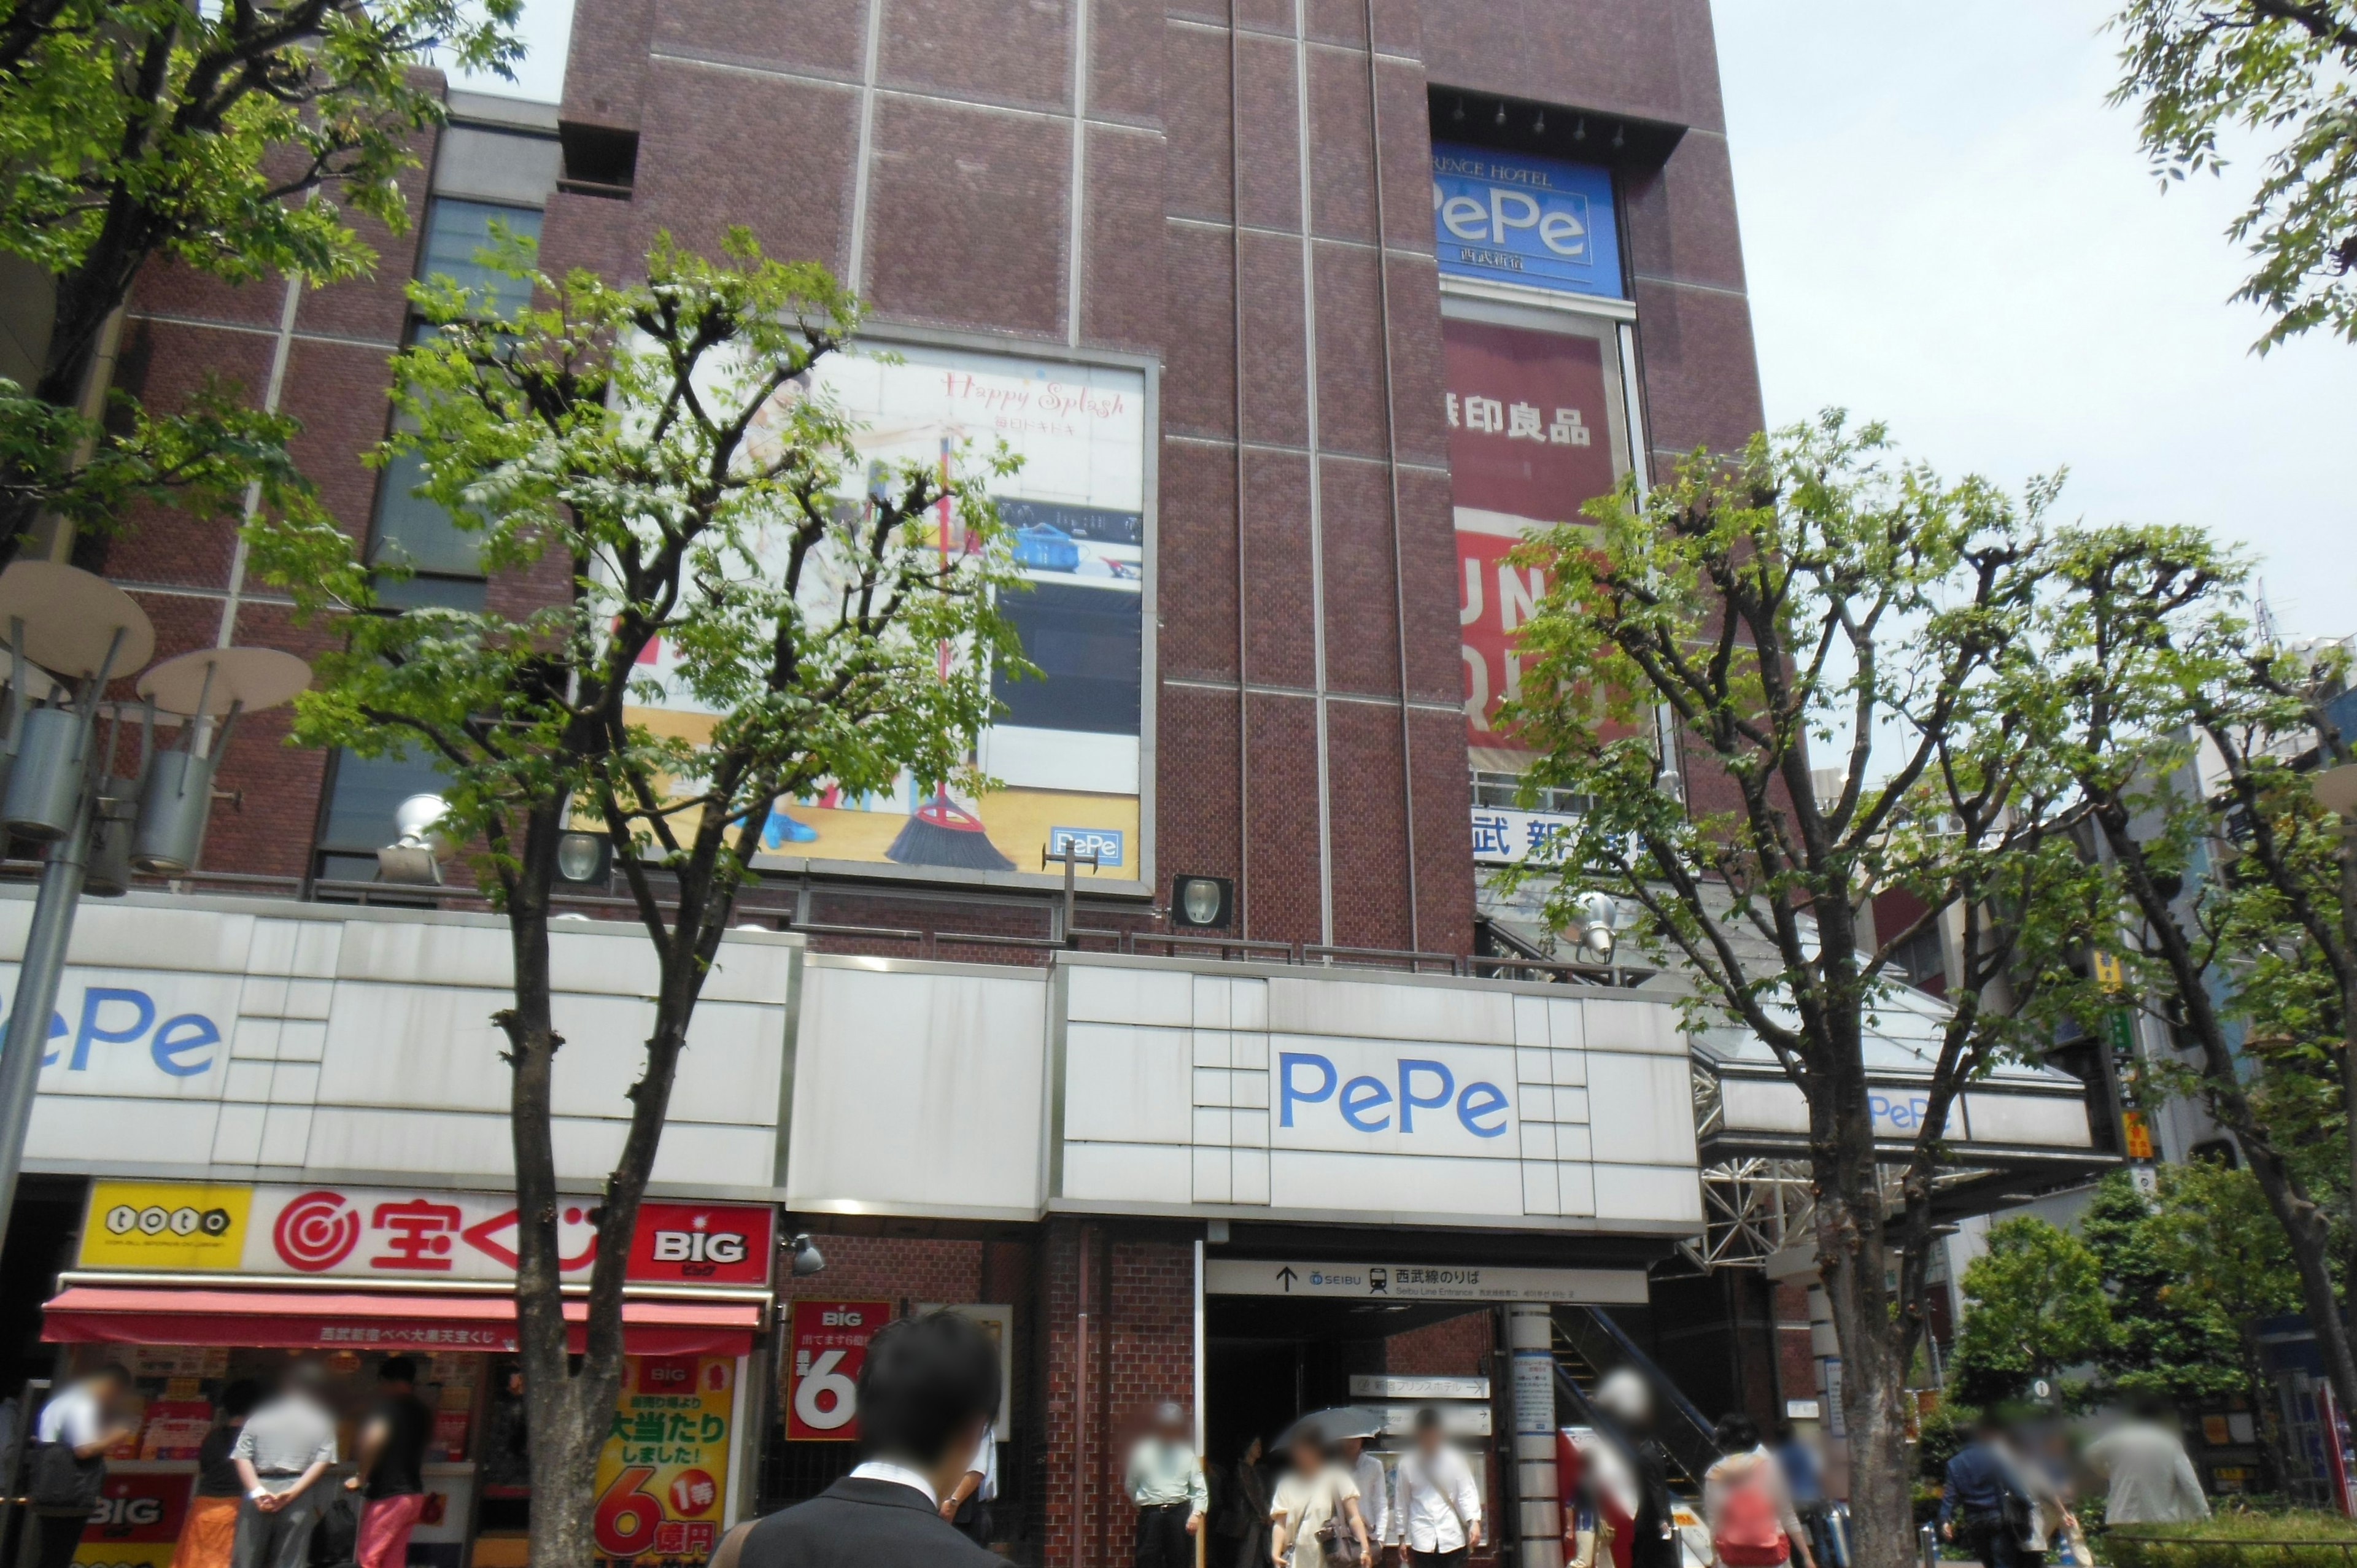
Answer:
xmin=1500 ymin=414 xmax=2100 ymax=1568
xmin=0 ymin=0 xmax=519 ymax=556
xmin=248 ymin=230 xmax=1027 ymax=1568
xmin=2109 ymin=0 xmax=2357 ymax=350
xmin=2079 ymin=1170 xmax=2245 ymax=1407
xmin=2038 ymin=523 xmax=2357 ymax=1437
xmin=1952 ymin=1216 xmax=2113 ymax=1408
xmin=2146 ymin=1160 xmax=2304 ymax=1488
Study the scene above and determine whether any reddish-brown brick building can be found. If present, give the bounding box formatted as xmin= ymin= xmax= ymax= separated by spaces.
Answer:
xmin=19 ymin=2 xmax=1786 ymax=1564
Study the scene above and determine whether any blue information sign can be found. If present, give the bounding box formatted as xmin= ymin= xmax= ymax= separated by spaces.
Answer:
xmin=1431 ymin=143 xmax=1622 ymax=300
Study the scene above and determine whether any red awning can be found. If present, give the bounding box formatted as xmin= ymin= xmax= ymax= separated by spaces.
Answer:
xmin=42 ymin=1286 xmax=762 ymax=1358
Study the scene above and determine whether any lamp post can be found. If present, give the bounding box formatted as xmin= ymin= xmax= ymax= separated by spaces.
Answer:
xmin=0 ymin=561 xmax=309 ymax=1253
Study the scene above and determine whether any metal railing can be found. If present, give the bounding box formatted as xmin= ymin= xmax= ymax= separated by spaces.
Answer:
xmin=0 ymin=858 xmax=1660 ymax=985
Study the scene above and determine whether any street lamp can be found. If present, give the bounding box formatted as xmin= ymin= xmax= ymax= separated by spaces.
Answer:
xmin=0 ymin=562 xmax=309 ymax=1253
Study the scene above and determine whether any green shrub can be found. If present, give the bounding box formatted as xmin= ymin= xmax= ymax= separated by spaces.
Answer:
xmin=2103 ymin=1507 xmax=2357 ymax=1568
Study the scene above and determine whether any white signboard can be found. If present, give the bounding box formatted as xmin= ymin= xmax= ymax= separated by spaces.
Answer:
xmin=1204 ymin=1259 xmax=1647 ymax=1303
xmin=1274 ymin=1037 xmax=1517 ymax=1156
xmin=1513 ymin=1349 xmax=1557 ymax=1434
xmin=1373 ymin=1402 xmax=1493 ymax=1437
xmin=1351 ymin=1375 xmax=1490 ymax=1400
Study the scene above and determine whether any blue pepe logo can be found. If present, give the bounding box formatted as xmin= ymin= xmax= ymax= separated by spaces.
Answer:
xmin=8 ymin=986 xmax=224 ymax=1078
xmin=1279 ymin=1052 xmax=1509 ymax=1138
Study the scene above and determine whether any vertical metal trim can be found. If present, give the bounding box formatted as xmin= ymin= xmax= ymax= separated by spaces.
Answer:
xmin=770 ymin=944 xmax=804 ymax=1191
xmin=1066 ymin=0 xmax=1091 ymax=347
xmin=217 ymin=274 xmax=304 ymax=647
xmin=1617 ymin=319 xmax=1682 ymax=806
xmin=1293 ymin=0 xmax=1333 ymax=947
xmin=1360 ymin=1 xmax=1417 ymax=951
xmin=845 ymin=0 xmax=888 ymax=293
xmin=724 ymin=1346 xmax=757 ymax=1525
xmin=1137 ymin=359 xmax=1163 ymax=906
xmin=1229 ymin=10 xmax=1251 ymax=939
xmin=1192 ymin=1234 xmax=1207 ymax=1454
xmin=1046 ymin=958 xmax=1071 ymax=1199
xmin=1071 ymin=1221 xmax=1093 ymax=1568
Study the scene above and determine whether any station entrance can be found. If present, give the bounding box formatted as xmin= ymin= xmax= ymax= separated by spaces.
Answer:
xmin=1204 ymin=1293 xmax=1506 ymax=1563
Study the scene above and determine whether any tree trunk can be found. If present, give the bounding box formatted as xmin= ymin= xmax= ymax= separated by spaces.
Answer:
xmin=1812 ymin=1065 xmax=1915 ymax=1568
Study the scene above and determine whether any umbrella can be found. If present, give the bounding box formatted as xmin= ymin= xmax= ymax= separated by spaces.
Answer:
xmin=1275 ymin=1405 xmax=1388 ymax=1450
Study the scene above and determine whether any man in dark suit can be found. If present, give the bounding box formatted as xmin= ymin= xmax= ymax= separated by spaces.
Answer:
xmin=726 ymin=1310 xmax=1004 ymax=1568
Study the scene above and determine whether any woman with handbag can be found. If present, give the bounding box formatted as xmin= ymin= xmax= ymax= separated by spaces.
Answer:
xmin=1268 ymin=1429 xmax=1370 ymax=1568
xmin=29 ymin=1365 xmax=136 ymax=1568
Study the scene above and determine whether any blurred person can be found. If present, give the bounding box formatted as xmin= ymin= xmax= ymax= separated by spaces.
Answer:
xmin=1391 ymin=1408 xmax=1482 ymax=1567
xmin=1124 ymin=1401 xmax=1207 ymax=1568
xmin=1213 ymin=1437 xmax=1274 ymax=1568
xmin=30 ymin=1364 xmax=137 ymax=1568
xmin=173 ymin=1380 xmax=262 ymax=1568
xmin=1702 ymin=1413 xmax=1813 ymax=1568
xmin=346 ymin=1358 xmax=432 ymax=1568
xmin=1771 ymin=1424 xmax=1835 ymax=1568
xmin=721 ymin=1308 xmax=1002 ymax=1566
xmin=230 ymin=1363 xmax=339 ymax=1568
xmin=1590 ymin=1369 xmax=1679 ymax=1568
xmin=1269 ymin=1429 xmax=1369 ymax=1568
xmin=935 ymin=1426 xmax=994 ymax=1547
xmin=1938 ymin=1413 xmax=2029 ymax=1568
xmin=1336 ymin=1429 xmax=1388 ymax=1558
xmin=1993 ymin=1427 xmax=2073 ymax=1568
xmin=2086 ymin=1400 xmax=2208 ymax=1526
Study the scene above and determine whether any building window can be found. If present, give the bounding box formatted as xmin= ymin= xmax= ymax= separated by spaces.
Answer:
xmin=312 ymin=744 xmax=450 ymax=887
xmin=1471 ymin=769 xmax=1584 ymax=814
xmin=365 ymin=199 xmax=547 ymax=611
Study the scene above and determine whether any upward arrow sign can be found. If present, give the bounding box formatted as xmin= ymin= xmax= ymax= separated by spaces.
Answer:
xmin=1276 ymin=1265 xmax=1298 ymax=1292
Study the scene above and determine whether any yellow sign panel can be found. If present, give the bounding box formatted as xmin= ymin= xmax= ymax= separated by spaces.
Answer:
xmin=79 ymin=1181 xmax=252 ymax=1270
xmin=2121 ymin=1110 xmax=2156 ymax=1161
xmin=594 ymin=1356 xmax=735 ymax=1567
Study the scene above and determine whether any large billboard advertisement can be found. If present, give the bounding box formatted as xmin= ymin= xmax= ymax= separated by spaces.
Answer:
xmin=1431 ymin=144 xmax=1624 ymax=300
xmin=622 ymin=342 xmax=1148 ymax=884
xmin=1443 ymin=312 xmax=1625 ymax=774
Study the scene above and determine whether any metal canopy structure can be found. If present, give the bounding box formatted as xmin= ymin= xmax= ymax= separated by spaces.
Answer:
xmin=1687 ymin=983 xmax=2123 ymax=1268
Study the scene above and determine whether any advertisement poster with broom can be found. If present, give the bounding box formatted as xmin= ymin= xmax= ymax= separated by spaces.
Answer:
xmin=620 ymin=341 xmax=1147 ymax=885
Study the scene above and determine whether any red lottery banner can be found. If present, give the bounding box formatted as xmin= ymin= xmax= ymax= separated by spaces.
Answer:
xmin=784 ymin=1300 xmax=891 ymax=1442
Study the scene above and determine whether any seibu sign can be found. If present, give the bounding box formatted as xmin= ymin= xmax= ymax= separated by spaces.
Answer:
xmin=78 ymin=1179 xmax=774 ymax=1286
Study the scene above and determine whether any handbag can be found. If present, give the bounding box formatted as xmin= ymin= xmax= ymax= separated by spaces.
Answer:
xmin=1313 ymin=1472 xmax=1366 ymax=1567
xmin=29 ymin=1441 xmax=104 ymax=1515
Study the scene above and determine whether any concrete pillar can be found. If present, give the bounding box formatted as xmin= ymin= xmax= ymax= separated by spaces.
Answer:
xmin=1509 ymin=1303 xmax=1563 ymax=1568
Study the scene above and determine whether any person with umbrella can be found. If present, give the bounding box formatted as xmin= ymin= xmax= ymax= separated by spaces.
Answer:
xmin=1269 ymin=1412 xmax=1374 ymax=1567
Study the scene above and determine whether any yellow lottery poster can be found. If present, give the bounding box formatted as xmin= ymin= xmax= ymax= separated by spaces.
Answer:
xmin=593 ymin=1356 xmax=733 ymax=1567
xmin=78 ymin=1181 xmax=250 ymax=1270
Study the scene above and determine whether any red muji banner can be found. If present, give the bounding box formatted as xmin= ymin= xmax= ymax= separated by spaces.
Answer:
xmin=784 ymin=1299 xmax=891 ymax=1442
xmin=1443 ymin=317 xmax=1620 ymax=751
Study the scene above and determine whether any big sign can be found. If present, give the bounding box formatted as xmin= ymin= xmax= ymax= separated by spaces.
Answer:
xmin=79 ymin=1181 xmax=775 ymax=1285
xmin=1431 ymin=144 xmax=1623 ymax=299
xmin=594 ymin=1355 xmax=735 ymax=1568
xmin=784 ymin=1300 xmax=890 ymax=1442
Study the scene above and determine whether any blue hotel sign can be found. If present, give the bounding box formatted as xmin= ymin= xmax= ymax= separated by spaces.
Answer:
xmin=1431 ymin=143 xmax=1623 ymax=300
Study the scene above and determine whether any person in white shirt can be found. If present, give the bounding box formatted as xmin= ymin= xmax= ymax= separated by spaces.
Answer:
xmin=1390 ymin=1408 xmax=1483 ymax=1567
xmin=1337 ymin=1432 xmax=1390 ymax=1554
xmin=31 ymin=1365 xmax=136 ymax=1568
xmin=939 ymin=1426 xmax=997 ymax=1547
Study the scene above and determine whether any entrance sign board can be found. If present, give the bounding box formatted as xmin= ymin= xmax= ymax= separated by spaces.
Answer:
xmin=1350 ymin=1375 xmax=1489 ymax=1400
xmin=1203 ymin=1260 xmax=1646 ymax=1303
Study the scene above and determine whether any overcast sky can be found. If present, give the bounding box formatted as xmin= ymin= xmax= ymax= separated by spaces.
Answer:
xmin=1711 ymin=0 xmax=2357 ymax=638
xmin=457 ymin=2 xmax=2357 ymax=635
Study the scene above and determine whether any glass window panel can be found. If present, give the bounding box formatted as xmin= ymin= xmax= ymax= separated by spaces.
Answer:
xmin=317 ymin=746 xmax=451 ymax=852
xmin=419 ymin=199 xmax=544 ymax=319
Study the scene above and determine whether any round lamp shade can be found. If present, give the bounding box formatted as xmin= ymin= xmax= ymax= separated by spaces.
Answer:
xmin=0 ymin=562 xmax=155 ymax=679
xmin=136 ymin=646 xmax=311 ymax=716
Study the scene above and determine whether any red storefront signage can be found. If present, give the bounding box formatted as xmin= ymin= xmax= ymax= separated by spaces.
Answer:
xmin=237 ymin=1186 xmax=775 ymax=1284
xmin=785 ymin=1300 xmax=891 ymax=1442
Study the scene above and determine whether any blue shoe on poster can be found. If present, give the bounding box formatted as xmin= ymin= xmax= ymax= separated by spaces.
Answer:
xmin=763 ymin=806 xmax=819 ymax=848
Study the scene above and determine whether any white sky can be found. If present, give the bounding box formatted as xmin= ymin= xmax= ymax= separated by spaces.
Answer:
xmin=1711 ymin=0 xmax=2357 ymax=639
xmin=457 ymin=1 xmax=2357 ymax=636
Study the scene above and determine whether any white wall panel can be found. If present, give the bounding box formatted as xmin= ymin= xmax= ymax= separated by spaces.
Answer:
xmin=788 ymin=963 xmax=1046 ymax=1216
xmin=1962 ymin=1093 xmax=2094 ymax=1148
xmin=1587 ymin=1055 xmax=1700 ymax=1164
xmin=1062 ymin=1022 xmax=1191 ymax=1144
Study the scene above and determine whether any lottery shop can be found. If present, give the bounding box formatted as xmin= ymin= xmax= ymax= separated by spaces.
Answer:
xmin=31 ymin=1179 xmax=777 ymax=1568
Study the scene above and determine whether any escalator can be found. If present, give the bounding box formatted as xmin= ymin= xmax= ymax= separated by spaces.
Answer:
xmin=1551 ymin=1303 xmax=1720 ymax=1489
